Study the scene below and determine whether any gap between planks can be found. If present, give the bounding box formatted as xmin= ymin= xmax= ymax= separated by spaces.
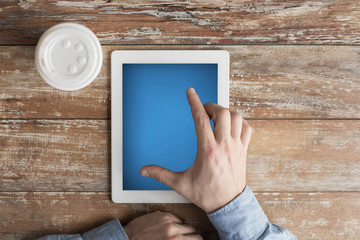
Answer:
xmin=1 ymin=118 xmax=360 ymax=121
xmin=1 ymin=45 xmax=360 ymax=119
xmin=1 ymin=119 xmax=359 ymax=192
xmin=1 ymin=191 xmax=359 ymax=193
xmin=2 ymin=44 xmax=360 ymax=47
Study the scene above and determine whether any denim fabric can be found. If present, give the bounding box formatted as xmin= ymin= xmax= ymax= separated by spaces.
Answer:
xmin=207 ymin=186 xmax=297 ymax=240
xmin=38 ymin=219 xmax=128 ymax=240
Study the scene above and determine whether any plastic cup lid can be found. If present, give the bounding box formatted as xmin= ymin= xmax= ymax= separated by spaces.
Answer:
xmin=35 ymin=23 xmax=103 ymax=91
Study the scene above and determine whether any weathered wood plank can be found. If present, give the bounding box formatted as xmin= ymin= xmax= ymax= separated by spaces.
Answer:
xmin=1 ymin=45 xmax=359 ymax=119
xmin=1 ymin=0 xmax=360 ymax=45
xmin=1 ymin=119 xmax=359 ymax=192
xmin=256 ymin=192 xmax=360 ymax=239
xmin=0 ymin=192 xmax=216 ymax=240
xmin=248 ymin=120 xmax=360 ymax=192
xmin=0 ymin=120 xmax=110 ymax=192
xmin=1 ymin=191 xmax=359 ymax=240
xmin=229 ymin=46 xmax=360 ymax=118
xmin=0 ymin=46 xmax=110 ymax=119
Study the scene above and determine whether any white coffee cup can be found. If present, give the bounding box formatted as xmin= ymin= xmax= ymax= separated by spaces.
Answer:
xmin=35 ymin=23 xmax=103 ymax=91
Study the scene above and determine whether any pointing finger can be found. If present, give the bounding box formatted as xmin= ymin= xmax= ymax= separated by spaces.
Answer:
xmin=186 ymin=88 xmax=214 ymax=143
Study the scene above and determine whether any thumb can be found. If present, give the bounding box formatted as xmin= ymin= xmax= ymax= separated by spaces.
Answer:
xmin=140 ymin=165 xmax=179 ymax=189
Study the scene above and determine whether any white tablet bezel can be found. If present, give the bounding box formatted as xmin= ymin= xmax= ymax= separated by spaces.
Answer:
xmin=111 ymin=50 xmax=229 ymax=203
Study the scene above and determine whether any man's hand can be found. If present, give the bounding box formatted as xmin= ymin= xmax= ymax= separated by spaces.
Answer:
xmin=124 ymin=211 xmax=202 ymax=240
xmin=140 ymin=88 xmax=252 ymax=213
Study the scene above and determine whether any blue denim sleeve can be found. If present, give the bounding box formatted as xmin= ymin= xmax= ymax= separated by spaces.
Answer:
xmin=37 ymin=219 xmax=129 ymax=240
xmin=207 ymin=186 xmax=297 ymax=240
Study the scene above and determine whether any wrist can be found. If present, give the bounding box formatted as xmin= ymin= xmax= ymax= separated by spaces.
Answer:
xmin=203 ymin=185 xmax=246 ymax=213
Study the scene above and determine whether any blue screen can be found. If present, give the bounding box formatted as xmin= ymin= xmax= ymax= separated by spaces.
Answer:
xmin=123 ymin=64 xmax=218 ymax=190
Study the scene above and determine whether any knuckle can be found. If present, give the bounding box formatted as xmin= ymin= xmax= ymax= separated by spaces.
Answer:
xmin=197 ymin=114 xmax=209 ymax=126
xmin=155 ymin=211 xmax=168 ymax=218
xmin=222 ymin=136 xmax=232 ymax=145
xmin=206 ymin=144 xmax=218 ymax=161
xmin=164 ymin=222 xmax=176 ymax=235
xmin=216 ymin=138 xmax=232 ymax=156
xmin=218 ymin=135 xmax=232 ymax=147
xmin=152 ymin=171 xmax=163 ymax=183
xmin=157 ymin=210 xmax=167 ymax=215
xmin=222 ymin=139 xmax=232 ymax=153
xmin=159 ymin=214 xmax=170 ymax=222
xmin=164 ymin=212 xmax=176 ymax=220
xmin=232 ymin=112 xmax=243 ymax=122
xmin=219 ymin=108 xmax=230 ymax=118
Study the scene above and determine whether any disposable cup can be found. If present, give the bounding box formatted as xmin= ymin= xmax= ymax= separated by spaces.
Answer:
xmin=35 ymin=23 xmax=103 ymax=91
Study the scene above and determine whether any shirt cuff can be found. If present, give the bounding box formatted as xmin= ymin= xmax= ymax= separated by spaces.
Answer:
xmin=207 ymin=186 xmax=269 ymax=240
xmin=82 ymin=219 xmax=129 ymax=240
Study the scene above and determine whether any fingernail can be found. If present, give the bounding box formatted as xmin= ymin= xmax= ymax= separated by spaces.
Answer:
xmin=141 ymin=170 xmax=149 ymax=177
xmin=189 ymin=88 xmax=196 ymax=94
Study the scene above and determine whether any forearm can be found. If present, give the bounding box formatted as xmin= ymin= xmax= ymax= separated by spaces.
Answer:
xmin=38 ymin=219 xmax=129 ymax=240
xmin=207 ymin=186 xmax=297 ymax=240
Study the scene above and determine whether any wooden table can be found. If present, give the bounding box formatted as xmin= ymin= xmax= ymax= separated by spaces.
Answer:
xmin=1 ymin=1 xmax=360 ymax=239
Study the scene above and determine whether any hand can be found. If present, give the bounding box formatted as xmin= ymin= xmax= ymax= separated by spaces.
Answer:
xmin=140 ymin=88 xmax=252 ymax=213
xmin=124 ymin=211 xmax=202 ymax=240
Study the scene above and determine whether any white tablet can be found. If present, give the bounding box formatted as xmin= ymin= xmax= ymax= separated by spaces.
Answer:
xmin=111 ymin=50 xmax=229 ymax=203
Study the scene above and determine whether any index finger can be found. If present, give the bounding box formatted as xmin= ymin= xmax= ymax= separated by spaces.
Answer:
xmin=186 ymin=88 xmax=214 ymax=143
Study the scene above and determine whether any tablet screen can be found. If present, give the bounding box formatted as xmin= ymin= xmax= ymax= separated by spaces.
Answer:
xmin=123 ymin=64 xmax=217 ymax=190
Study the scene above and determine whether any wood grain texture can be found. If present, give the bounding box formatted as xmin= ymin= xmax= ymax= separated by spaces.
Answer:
xmin=0 ymin=192 xmax=216 ymax=240
xmin=0 ymin=120 xmax=110 ymax=192
xmin=1 ymin=45 xmax=359 ymax=119
xmin=2 ymin=1 xmax=359 ymax=239
xmin=0 ymin=46 xmax=109 ymax=119
xmin=1 ymin=119 xmax=359 ymax=192
xmin=1 ymin=0 xmax=360 ymax=45
xmin=1 ymin=191 xmax=360 ymax=240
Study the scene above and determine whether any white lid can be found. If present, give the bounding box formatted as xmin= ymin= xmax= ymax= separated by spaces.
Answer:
xmin=35 ymin=23 xmax=103 ymax=91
